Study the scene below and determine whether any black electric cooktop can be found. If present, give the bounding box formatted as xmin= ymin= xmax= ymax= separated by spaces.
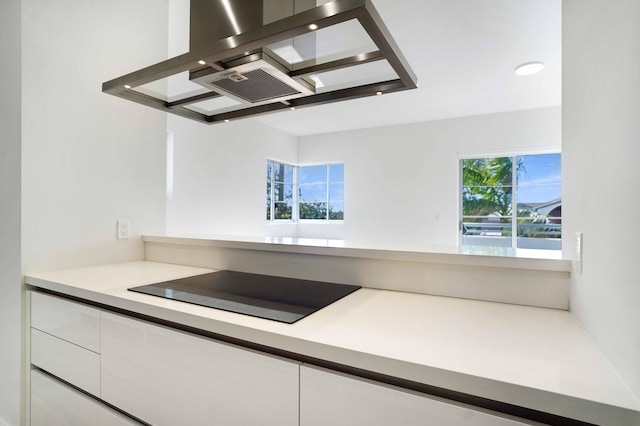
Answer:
xmin=128 ymin=270 xmax=360 ymax=324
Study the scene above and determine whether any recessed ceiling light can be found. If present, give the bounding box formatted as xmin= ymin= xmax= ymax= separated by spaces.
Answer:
xmin=224 ymin=119 xmax=230 ymax=123
xmin=198 ymin=60 xmax=206 ymax=65
xmin=308 ymin=23 xmax=318 ymax=31
xmin=290 ymin=107 xmax=296 ymax=111
xmin=515 ymin=62 xmax=544 ymax=76
xmin=124 ymin=84 xmax=131 ymax=89
xmin=376 ymin=91 xmax=383 ymax=96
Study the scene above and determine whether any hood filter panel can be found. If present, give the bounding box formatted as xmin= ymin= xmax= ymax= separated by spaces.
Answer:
xmin=209 ymin=69 xmax=301 ymax=103
xmin=190 ymin=55 xmax=315 ymax=105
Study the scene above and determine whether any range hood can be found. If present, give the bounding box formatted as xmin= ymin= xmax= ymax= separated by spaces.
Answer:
xmin=102 ymin=0 xmax=417 ymax=124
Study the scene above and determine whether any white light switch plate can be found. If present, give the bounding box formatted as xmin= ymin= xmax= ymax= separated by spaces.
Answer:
xmin=575 ymin=232 xmax=583 ymax=273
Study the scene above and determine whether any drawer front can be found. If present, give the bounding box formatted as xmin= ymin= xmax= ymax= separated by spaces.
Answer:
xmin=31 ymin=328 xmax=101 ymax=397
xmin=31 ymin=370 xmax=141 ymax=426
xmin=101 ymin=311 xmax=300 ymax=426
xmin=31 ymin=291 xmax=100 ymax=353
xmin=300 ymin=365 xmax=533 ymax=426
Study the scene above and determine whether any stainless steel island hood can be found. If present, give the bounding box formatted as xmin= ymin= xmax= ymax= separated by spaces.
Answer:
xmin=102 ymin=0 xmax=417 ymax=124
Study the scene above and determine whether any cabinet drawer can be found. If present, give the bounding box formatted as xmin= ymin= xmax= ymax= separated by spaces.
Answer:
xmin=31 ymin=328 xmax=100 ymax=397
xmin=300 ymin=365 xmax=533 ymax=426
xmin=31 ymin=370 xmax=141 ymax=426
xmin=31 ymin=291 xmax=100 ymax=353
xmin=101 ymin=311 xmax=300 ymax=426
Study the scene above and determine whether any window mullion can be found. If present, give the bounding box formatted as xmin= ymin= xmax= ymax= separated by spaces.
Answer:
xmin=267 ymin=161 xmax=271 ymax=221
xmin=326 ymin=164 xmax=330 ymax=221
xmin=293 ymin=165 xmax=299 ymax=222
xmin=512 ymin=156 xmax=517 ymax=249
xmin=459 ymin=159 xmax=464 ymax=244
xmin=271 ymin=162 xmax=275 ymax=221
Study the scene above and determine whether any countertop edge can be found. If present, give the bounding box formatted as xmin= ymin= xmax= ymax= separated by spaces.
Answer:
xmin=142 ymin=235 xmax=572 ymax=273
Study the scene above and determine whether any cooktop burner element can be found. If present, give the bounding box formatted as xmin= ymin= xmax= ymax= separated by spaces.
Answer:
xmin=128 ymin=270 xmax=360 ymax=324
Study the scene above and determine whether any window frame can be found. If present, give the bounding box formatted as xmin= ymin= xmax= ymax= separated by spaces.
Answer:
xmin=298 ymin=162 xmax=344 ymax=222
xmin=459 ymin=151 xmax=561 ymax=250
xmin=266 ymin=159 xmax=344 ymax=223
xmin=266 ymin=159 xmax=297 ymax=222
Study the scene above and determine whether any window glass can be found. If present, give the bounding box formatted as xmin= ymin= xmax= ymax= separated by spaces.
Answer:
xmin=300 ymin=202 xmax=328 ymax=220
xmin=516 ymin=154 xmax=562 ymax=199
xmin=327 ymin=164 xmax=345 ymax=220
xmin=299 ymin=165 xmax=327 ymax=183
xmin=516 ymin=154 xmax=562 ymax=243
xmin=329 ymin=202 xmax=344 ymax=220
xmin=329 ymin=183 xmax=344 ymax=201
xmin=274 ymin=200 xmax=293 ymax=220
xmin=274 ymin=163 xmax=294 ymax=183
xmin=299 ymin=183 xmax=327 ymax=202
xmin=462 ymin=158 xmax=513 ymax=186
xmin=462 ymin=157 xmax=513 ymax=242
xmin=329 ymin=164 xmax=344 ymax=182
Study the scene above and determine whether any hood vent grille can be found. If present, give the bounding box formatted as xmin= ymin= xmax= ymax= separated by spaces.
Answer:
xmin=190 ymin=52 xmax=315 ymax=104
xmin=212 ymin=69 xmax=298 ymax=102
xmin=102 ymin=0 xmax=417 ymax=124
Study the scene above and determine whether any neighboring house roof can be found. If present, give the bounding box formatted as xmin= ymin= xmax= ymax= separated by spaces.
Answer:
xmin=518 ymin=198 xmax=562 ymax=215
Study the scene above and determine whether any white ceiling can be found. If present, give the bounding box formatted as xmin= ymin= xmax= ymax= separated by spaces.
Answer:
xmin=252 ymin=0 xmax=561 ymax=136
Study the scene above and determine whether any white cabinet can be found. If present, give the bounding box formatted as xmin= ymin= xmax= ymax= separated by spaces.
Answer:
xmin=31 ymin=291 xmax=100 ymax=352
xmin=29 ymin=291 xmax=300 ymax=425
xmin=300 ymin=365 xmax=533 ymax=426
xmin=101 ymin=311 xmax=300 ymax=426
xmin=31 ymin=328 xmax=101 ymax=396
xmin=31 ymin=370 xmax=141 ymax=426
xmin=27 ymin=291 xmax=540 ymax=426
xmin=30 ymin=292 xmax=101 ymax=397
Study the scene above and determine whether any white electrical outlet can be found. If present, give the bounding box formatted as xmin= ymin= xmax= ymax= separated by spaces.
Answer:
xmin=117 ymin=220 xmax=129 ymax=240
xmin=575 ymin=231 xmax=583 ymax=273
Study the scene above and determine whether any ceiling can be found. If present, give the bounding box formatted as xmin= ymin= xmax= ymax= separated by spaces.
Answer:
xmin=250 ymin=0 xmax=561 ymax=136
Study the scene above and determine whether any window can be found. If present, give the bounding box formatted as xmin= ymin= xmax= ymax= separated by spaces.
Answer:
xmin=461 ymin=153 xmax=561 ymax=250
xmin=299 ymin=164 xmax=344 ymax=220
xmin=267 ymin=161 xmax=344 ymax=222
xmin=266 ymin=161 xmax=294 ymax=220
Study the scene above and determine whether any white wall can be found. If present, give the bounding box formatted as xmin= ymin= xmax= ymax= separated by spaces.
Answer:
xmin=298 ymin=107 xmax=561 ymax=248
xmin=21 ymin=0 xmax=169 ymax=273
xmin=0 ymin=0 xmax=22 ymax=423
xmin=167 ymin=107 xmax=559 ymax=247
xmin=563 ymin=0 xmax=640 ymax=399
xmin=166 ymin=116 xmax=299 ymax=237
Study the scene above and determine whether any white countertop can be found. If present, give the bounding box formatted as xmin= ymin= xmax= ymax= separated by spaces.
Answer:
xmin=25 ymin=261 xmax=639 ymax=425
xmin=143 ymin=234 xmax=571 ymax=272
